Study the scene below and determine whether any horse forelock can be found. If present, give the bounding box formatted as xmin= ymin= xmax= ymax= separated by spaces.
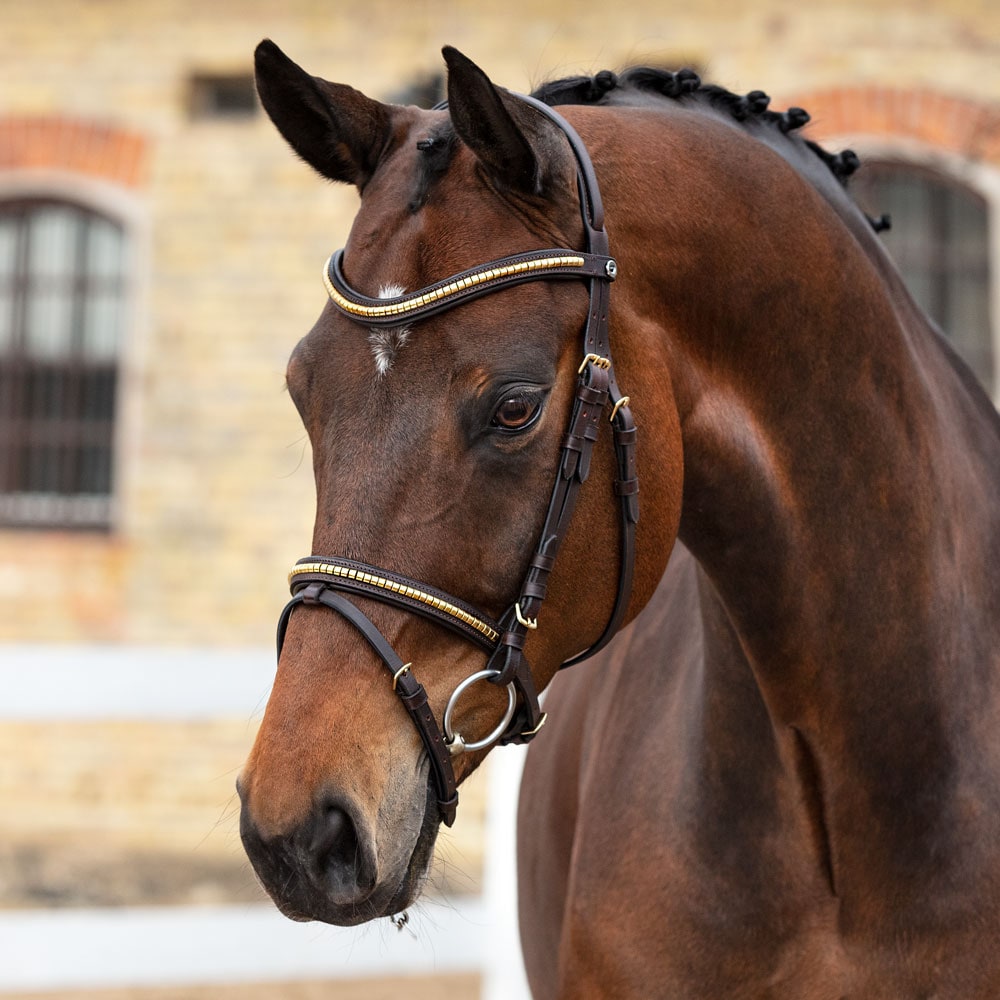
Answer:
xmin=369 ymin=284 xmax=411 ymax=377
xmin=409 ymin=121 xmax=458 ymax=212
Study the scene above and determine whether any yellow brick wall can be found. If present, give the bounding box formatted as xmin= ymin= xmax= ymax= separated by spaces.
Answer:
xmin=1 ymin=974 xmax=481 ymax=1000
xmin=0 ymin=717 xmax=487 ymax=908
xmin=1 ymin=0 xmax=998 ymax=644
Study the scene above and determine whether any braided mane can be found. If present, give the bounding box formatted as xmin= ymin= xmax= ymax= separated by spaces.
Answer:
xmin=530 ymin=67 xmax=889 ymax=232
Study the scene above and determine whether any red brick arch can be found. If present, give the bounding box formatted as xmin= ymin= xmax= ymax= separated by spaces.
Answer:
xmin=787 ymin=88 xmax=1000 ymax=166
xmin=0 ymin=116 xmax=148 ymax=187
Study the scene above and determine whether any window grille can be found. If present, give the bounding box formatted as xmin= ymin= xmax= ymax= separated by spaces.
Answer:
xmin=389 ymin=72 xmax=445 ymax=110
xmin=188 ymin=73 xmax=258 ymax=120
xmin=0 ymin=200 xmax=128 ymax=529
xmin=853 ymin=163 xmax=994 ymax=396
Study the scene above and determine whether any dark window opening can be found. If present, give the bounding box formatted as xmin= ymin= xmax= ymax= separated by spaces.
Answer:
xmin=189 ymin=73 xmax=258 ymax=120
xmin=853 ymin=163 xmax=994 ymax=396
xmin=0 ymin=200 xmax=128 ymax=529
xmin=389 ymin=72 xmax=445 ymax=110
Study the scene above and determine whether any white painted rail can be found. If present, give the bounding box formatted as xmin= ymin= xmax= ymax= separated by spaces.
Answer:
xmin=0 ymin=644 xmax=532 ymax=998
xmin=0 ymin=900 xmax=486 ymax=991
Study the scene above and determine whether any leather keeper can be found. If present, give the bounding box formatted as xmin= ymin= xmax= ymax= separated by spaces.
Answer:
xmin=501 ymin=628 xmax=528 ymax=651
xmin=562 ymin=418 xmax=602 ymax=453
xmin=438 ymin=793 xmax=458 ymax=827
xmin=520 ymin=579 xmax=548 ymax=601
xmin=488 ymin=644 xmax=521 ymax=686
xmin=562 ymin=428 xmax=602 ymax=482
xmin=577 ymin=383 xmax=608 ymax=406
xmin=529 ymin=553 xmax=556 ymax=573
xmin=398 ymin=682 xmax=429 ymax=712
xmin=301 ymin=582 xmax=326 ymax=605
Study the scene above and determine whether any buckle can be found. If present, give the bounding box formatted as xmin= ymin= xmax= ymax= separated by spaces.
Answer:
xmin=578 ymin=352 xmax=611 ymax=375
xmin=515 ymin=601 xmax=539 ymax=630
xmin=520 ymin=713 xmax=548 ymax=738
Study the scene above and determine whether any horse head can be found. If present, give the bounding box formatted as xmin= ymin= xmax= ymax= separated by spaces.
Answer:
xmin=237 ymin=42 xmax=682 ymax=925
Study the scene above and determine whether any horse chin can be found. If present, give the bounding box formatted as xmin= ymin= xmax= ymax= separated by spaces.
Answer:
xmin=377 ymin=784 xmax=441 ymax=917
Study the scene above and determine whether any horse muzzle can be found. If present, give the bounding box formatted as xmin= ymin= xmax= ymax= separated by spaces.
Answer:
xmin=238 ymin=778 xmax=436 ymax=924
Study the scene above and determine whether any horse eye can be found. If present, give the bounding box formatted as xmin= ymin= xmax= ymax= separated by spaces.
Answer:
xmin=491 ymin=392 xmax=542 ymax=432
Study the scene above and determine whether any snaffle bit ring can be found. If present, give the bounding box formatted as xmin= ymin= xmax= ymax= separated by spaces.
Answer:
xmin=443 ymin=669 xmax=517 ymax=756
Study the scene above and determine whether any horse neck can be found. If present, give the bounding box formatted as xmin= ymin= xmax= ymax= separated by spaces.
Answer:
xmin=600 ymin=109 xmax=1000 ymax=740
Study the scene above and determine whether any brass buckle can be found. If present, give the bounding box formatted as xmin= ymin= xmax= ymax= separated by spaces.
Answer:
xmin=609 ymin=395 xmax=631 ymax=422
xmin=578 ymin=352 xmax=611 ymax=375
xmin=520 ymin=713 xmax=548 ymax=738
xmin=391 ymin=662 xmax=412 ymax=691
xmin=515 ymin=601 xmax=538 ymax=630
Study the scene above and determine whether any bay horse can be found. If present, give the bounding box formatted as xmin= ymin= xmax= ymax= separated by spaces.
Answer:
xmin=238 ymin=39 xmax=1000 ymax=998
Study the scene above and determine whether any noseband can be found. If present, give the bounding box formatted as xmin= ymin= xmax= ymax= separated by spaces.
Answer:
xmin=276 ymin=95 xmax=638 ymax=826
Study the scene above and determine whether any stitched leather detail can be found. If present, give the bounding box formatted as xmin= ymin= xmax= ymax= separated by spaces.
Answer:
xmin=289 ymin=557 xmax=500 ymax=650
xmin=326 ymin=249 xmax=614 ymax=326
xmin=276 ymin=588 xmax=459 ymax=828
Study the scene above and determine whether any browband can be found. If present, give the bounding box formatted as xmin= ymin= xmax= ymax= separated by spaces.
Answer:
xmin=324 ymin=249 xmax=616 ymax=326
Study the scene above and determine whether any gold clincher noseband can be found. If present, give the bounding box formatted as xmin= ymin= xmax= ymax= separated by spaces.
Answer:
xmin=275 ymin=95 xmax=639 ymax=827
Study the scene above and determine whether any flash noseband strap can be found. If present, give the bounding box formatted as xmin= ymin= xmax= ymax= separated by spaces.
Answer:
xmin=289 ymin=556 xmax=501 ymax=650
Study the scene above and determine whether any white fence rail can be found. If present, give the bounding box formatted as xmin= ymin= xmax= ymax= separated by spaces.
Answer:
xmin=0 ymin=645 xmax=531 ymax=998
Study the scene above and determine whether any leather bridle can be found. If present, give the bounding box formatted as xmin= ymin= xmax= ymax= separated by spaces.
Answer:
xmin=276 ymin=95 xmax=638 ymax=827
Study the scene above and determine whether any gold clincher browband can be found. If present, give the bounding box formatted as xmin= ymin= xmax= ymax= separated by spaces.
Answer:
xmin=289 ymin=557 xmax=502 ymax=648
xmin=324 ymin=247 xmax=617 ymax=326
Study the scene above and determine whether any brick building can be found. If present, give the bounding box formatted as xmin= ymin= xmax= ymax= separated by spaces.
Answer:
xmin=1 ymin=0 xmax=998 ymax=994
xmin=2 ymin=0 xmax=998 ymax=644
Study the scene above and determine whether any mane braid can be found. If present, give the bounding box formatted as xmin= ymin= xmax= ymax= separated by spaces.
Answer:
xmin=531 ymin=66 xmax=857 ymax=193
xmin=406 ymin=65 xmax=886 ymax=234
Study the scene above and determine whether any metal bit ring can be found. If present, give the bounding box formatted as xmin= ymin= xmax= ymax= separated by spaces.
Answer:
xmin=443 ymin=669 xmax=517 ymax=755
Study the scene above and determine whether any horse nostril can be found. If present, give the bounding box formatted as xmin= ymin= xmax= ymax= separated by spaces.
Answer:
xmin=303 ymin=801 xmax=376 ymax=899
xmin=308 ymin=803 xmax=354 ymax=859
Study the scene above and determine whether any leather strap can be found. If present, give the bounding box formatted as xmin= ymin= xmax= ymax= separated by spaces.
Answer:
xmin=326 ymin=248 xmax=615 ymax=327
xmin=288 ymin=556 xmax=501 ymax=652
xmin=276 ymin=584 xmax=459 ymax=826
xmin=480 ymin=97 xmax=638 ymax=692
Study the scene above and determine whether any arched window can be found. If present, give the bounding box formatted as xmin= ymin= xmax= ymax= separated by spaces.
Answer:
xmin=853 ymin=164 xmax=995 ymax=396
xmin=0 ymin=199 xmax=129 ymax=528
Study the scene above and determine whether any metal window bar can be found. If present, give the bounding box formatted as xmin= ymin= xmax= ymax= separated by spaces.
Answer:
xmin=852 ymin=162 xmax=994 ymax=396
xmin=0 ymin=200 xmax=125 ymax=529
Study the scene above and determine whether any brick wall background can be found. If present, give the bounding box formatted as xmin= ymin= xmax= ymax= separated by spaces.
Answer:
xmin=795 ymin=87 xmax=1000 ymax=162
xmin=0 ymin=716 xmax=488 ymax=909
xmin=1 ymin=0 xmax=998 ymax=645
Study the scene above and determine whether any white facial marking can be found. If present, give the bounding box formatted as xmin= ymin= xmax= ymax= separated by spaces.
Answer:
xmin=369 ymin=285 xmax=411 ymax=378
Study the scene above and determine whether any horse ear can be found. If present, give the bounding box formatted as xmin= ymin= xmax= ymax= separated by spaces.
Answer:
xmin=254 ymin=39 xmax=392 ymax=189
xmin=442 ymin=46 xmax=567 ymax=198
